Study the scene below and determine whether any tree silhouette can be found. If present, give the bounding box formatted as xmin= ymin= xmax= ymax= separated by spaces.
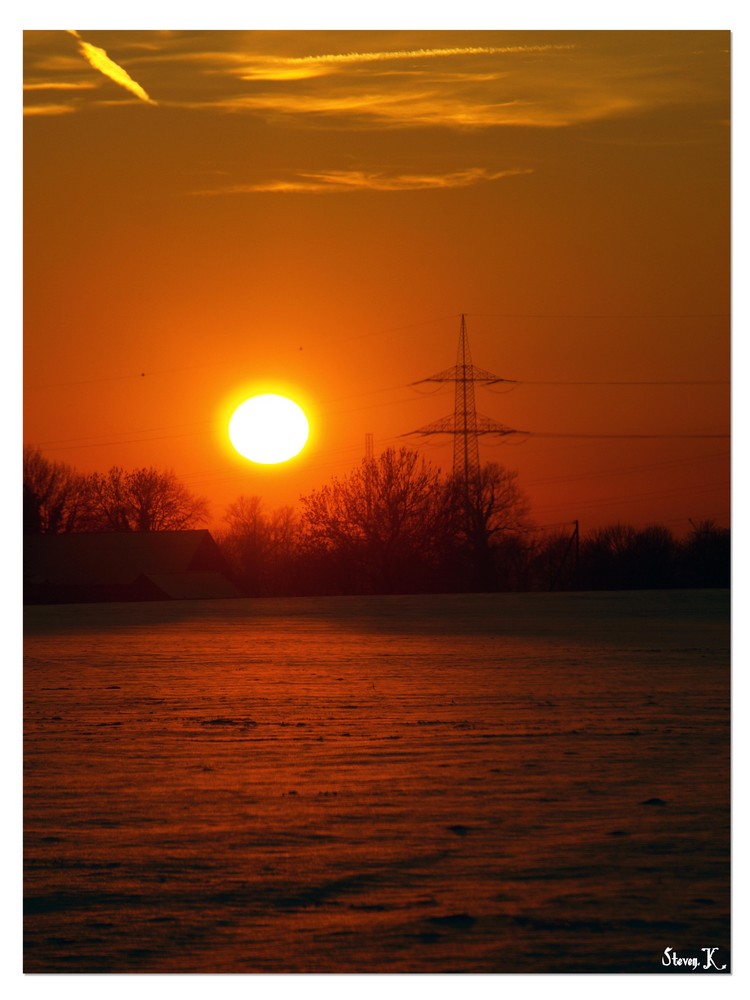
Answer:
xmin=679 ymin=520 xmax=730 ymax=588
xmin=629 ymin=525 xmax=677 ymax=588
xmin=80 ymin=466 xmax=209 ymax=532
xmin=580 ymin=524 xmax=637 ymax=590
xmin=528 ymin=529 xmax=578 ymax=591
xmin=217 ymin=495 xmax=301 ymax=595
xmin=300 ymin=447 xmax=450 ymax=593
xmin=447 ymin=463 xmax=532 ymax=589
xmin=23 ymin=446 xmax=87 ymax=533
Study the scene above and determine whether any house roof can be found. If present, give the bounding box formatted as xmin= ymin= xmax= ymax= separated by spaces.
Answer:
xmin=24 ymin=530 xmax=244 ymax=602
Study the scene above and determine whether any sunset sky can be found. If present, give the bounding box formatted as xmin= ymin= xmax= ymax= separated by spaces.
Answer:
xmin=22 ymin=26 xmax=731 ymax=536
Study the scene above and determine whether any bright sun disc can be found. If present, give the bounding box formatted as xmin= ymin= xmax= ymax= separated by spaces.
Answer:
xmin=229 ymin=394 xmax=309 ymax=464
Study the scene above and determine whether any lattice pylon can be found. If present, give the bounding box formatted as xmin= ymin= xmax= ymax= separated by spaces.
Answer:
xmin=455 ymin=313 xmax=482 ymax=488
xmin=406 ymin=314 xmax=524 ymax=502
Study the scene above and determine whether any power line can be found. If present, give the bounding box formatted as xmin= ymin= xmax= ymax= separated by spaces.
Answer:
xmin=525 ymin=450 xmax=730 ymax=489
xmin=519 ymin=379 xmax=728 ymax=386
xmin=531 ymin=432 xmax=729 ymax=440
xmin=532 ymin=480 xmax=728 ymax=516
xmin=466 ymin=311 xmax=729 ymax=320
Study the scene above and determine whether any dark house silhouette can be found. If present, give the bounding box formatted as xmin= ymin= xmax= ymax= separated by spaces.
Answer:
xmin=24 ymin=530 xmax=244 ymax=604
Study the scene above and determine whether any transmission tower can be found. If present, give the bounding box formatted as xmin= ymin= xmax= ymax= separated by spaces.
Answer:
xmin=406 ymin=314 xmax=524 ymax=498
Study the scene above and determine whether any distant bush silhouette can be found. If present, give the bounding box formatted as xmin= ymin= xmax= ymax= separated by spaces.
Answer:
xmin=677 ymin=520 xmax=730 ymax=588
xmin=572 ymin=521 xmax=727 ymax=591
xmin=575 ymin=523 xmax=677 ymax=590
xmin=580 ymin=524 xmax=638 ymax=590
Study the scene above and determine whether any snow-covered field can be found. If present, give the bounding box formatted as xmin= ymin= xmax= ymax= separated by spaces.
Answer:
xmin=24 ymin=590 xmax=730 ymax=973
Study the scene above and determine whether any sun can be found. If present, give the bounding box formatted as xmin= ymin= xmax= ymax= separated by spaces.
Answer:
xmin=228 ymin=394 xmax=309 ymax=465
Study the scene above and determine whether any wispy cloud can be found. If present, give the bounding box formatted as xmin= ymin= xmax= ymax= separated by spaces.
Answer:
xmin=23 ymin=103 xmax=77 ymax=117
xmin=67 ymin=29 xmax=157 ymax=105
xmin=198 ymin=166 xmax=532 ymax=195
xmin=187 ymin=41 xmax=652 ymax=130
xmin=190 ymin=89 xmax=627 ymax=130
xmin=23 ymin=31 xmax=728 ymax=138
xmin=23 ymin=80 xmax=97 ymax=92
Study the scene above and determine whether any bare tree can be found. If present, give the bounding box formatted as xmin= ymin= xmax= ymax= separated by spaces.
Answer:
xmin=446 ymin=463 xmax=532 ymax=588
xmin=300 ymin=447 xmax=449 ymax=592
xmin=81 ymin=466 xmax=209 ymax=532
xmin=469 ymin=463 xmax=531 ymax=541
xmin=217 ymin=495 xmax=270 ymax=595
xmin=581 ymin=523 xmax=637 ymax=589
xmin=266 ymin=506 xmax=300 ymax=564
xmin=223 ymin=494 xmax=267 ymax=543
xmin=23 ymin=446 xmax=87 ymax=533
xmin=217 ymin=496 xmax=302 ymax=595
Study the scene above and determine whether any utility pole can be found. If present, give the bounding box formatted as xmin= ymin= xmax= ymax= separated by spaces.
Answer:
xmin=550 ymin=519 xmax=580 ymax=590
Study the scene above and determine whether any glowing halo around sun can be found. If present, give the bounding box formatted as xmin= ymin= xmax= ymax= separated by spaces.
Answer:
xmin=228 ymin=394 xmax=309 ymax=465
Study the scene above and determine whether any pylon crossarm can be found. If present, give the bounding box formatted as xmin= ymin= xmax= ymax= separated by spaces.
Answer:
xmin=407 ymin=430 xmax=524 ymax=437
xmin=408 ymin=315 xmax=525 ymax=495
xmin=411 ymin=366 xmax=516 ymax=386
xmin=411 ymin=368 xmax=458 ymax=384
xmin=472 ymin=414 xmax=526 ymax=435
xmin=403 ymin=415 xmax=456 ymax=436
xmin=404 ymin=417 xmax=525 ymax=437
xmin=465 ymin=365 xmax=518 ymax=384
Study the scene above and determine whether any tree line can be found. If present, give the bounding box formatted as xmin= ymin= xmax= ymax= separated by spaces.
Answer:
xmin=23 ymin=445 xmax=729 ymax=594
xmin=23 ymin=447 xmax=208 ymax=533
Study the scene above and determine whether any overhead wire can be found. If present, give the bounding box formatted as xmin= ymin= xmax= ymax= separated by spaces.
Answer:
xmin=518 ymin=379 xmax=728 ymax=386
xmin=524 ymin=449 xmax=730 ymax=488
xmin=464 ymin=311 xmax=729 ymax=320
xmin=532 ymin=480 xmax=727 ymax=517
xmin=530 ymin=432 xmax=729 ymax=440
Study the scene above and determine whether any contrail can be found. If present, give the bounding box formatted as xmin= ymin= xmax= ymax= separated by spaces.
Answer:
xmin=67 ymin=29 xmax=156 ymax=104
xmin=291 ymin=44 xmax=574 ymax=65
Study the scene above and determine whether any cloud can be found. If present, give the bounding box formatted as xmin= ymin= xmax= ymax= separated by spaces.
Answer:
xmin=23 ymin=81 xmax=97 ymax=92
xmin=24 ymin=31 xmax=728 ymax=136
xmin=188 ymin=89 xmax=617 ymax=130
xmin=23 ymin=104 xmax=77 ymax=117
xmin=67 ymin=29 xmax=156 ymax=105
xmin=182 ymin=41 xmax=652 ymax=130
xmin=197 ymin=166 xmax=532 ymax=195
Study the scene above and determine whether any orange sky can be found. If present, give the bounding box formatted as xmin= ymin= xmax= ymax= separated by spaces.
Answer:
xmin=23 ymin=29 xmax=731 ymax=536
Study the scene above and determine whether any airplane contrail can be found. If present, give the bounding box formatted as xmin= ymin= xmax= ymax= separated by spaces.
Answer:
xmin=292 ymin=44 xmax=574 ymax=65
xmin=67 ymin=30 xmax=156 ymax=105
